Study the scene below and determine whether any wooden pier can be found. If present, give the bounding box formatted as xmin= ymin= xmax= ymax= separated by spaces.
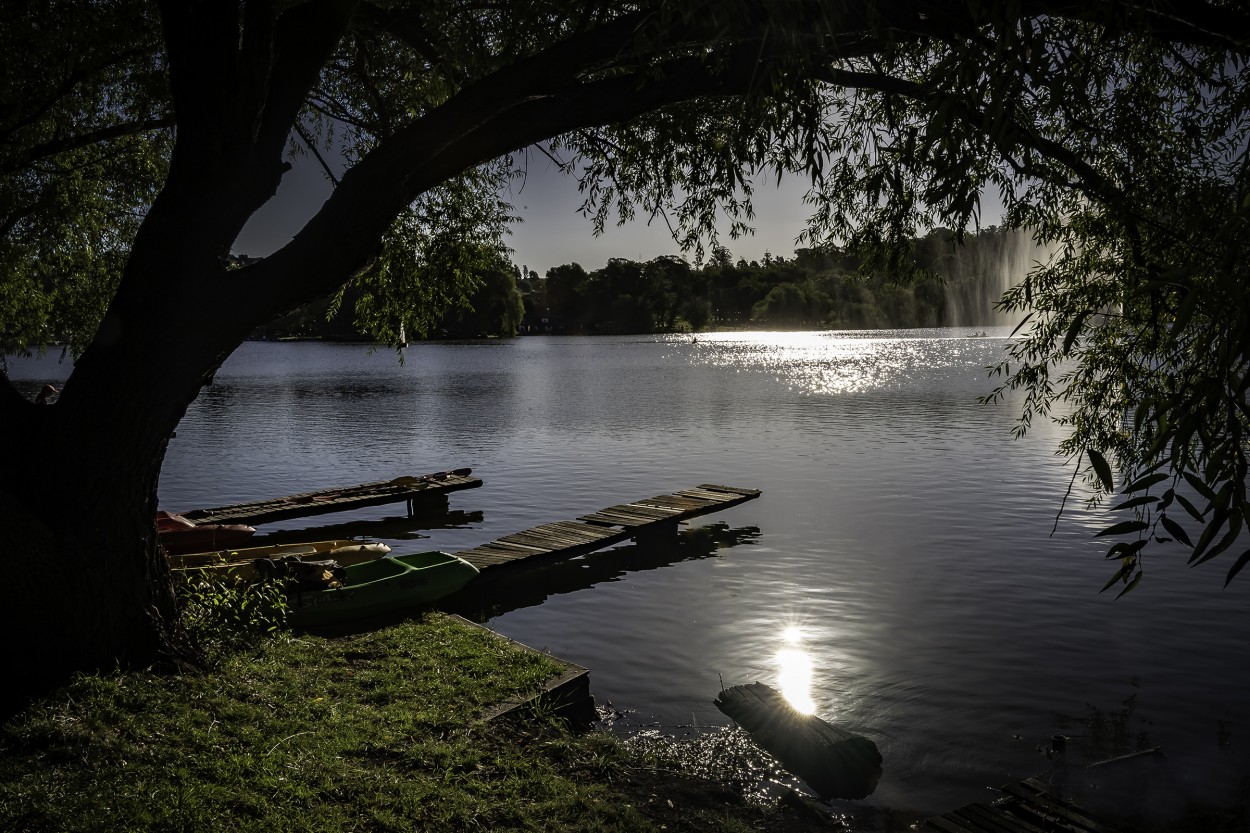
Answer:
xmin=454 ymin=484 xmax=760 ymax=573
xmin=924 ymin=777 xmax=1126 ymax=833
xmin=177 ymin=468 xmax=482 ymax=526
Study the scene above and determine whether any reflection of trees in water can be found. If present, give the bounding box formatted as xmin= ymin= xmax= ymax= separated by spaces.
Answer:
xmin=443 ymin=523 xmax=762 ymax=622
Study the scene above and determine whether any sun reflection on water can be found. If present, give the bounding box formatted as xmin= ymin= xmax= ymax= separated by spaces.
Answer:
xmin=776 ymin=626 xmax=817 ymax=715
xmin=683 ymin=329 xmax=1001 ymax=396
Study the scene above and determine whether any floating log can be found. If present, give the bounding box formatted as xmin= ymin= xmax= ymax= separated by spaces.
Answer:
xmin=714 ymin=682 xmax=882 ymax=800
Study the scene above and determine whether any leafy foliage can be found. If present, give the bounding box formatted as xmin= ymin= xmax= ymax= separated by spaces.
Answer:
xmin=177 ymin=575 xmax=288 ymax=661
xmin=975 ymin=27 xmax=1250 ymax=589
xmin=0 ymin=0 xmax=169 ymax=358
xmin=334 ymin=166 xmax=518 ymax=343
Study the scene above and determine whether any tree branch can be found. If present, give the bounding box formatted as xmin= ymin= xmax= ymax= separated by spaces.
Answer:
xmin=0 ymin=116 xmax=174 ymax=176
xmin=293 ymin=121 xmax=340 ymax=186
xmin=217 ymin=0 xmax=1250 ymax=333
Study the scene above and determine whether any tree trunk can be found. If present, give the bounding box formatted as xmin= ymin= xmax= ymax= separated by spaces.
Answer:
xmin=1 ymin=399 xmax=181 ymax=717
xmin=0 ymin=226 xmax=249 ymax=717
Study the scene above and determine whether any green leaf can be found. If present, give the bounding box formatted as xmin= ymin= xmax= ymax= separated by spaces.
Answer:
xmin=1171 ymin=287 xmax=1199 ymax=336
xmin=1096 ymin=520 xmax=1149 ymax=537
xmin=1115 ymin=571 xmax=1144 ymax=599
xmin=1192 ymin=513 xmax=1244 ymax=566
xmin=1100 ymin=559 xmax=1135 ymax=592
xmin=1088 ymin=449 xmax=1114 ymax=493
xmin=1224 ymin=549 xmax=1250 ymax=587
xmin=1007 ymin=312 xmax=1033 ymax=339
xmin=1175 ymin=493 xmax=1204 ymax=521
xmin=1112 ymin=495 xmax=1157 ymax=511
xmin=1123 ymin=473 xmax=1168 ymax=494
xmin=1182 ymin=471 xmax=1218 ymax=503
xmin=1062 ymin=312 xmax=1087 ymax=354
xmin=1187 ymin=509 xmax=1229 ymax=564
xmin=1160 ymin=515 xmax=1192 ymax=546
xmin=1106 ymin=539 xmax=1148 ymax=558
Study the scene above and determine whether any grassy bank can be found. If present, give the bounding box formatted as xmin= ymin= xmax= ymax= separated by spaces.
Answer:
xmin=0 ymin=613 xmax=836 ymax=833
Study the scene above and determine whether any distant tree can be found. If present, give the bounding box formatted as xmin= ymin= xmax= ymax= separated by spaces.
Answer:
xmin=588 ymin=259 xmax=652 ymax=332
xmin=442 ymin=256 xmax=524 ymax=338
xmin=679 ymin=296 xmax=713 ymax=331
xmin=642 ymin=255 xmax=692 ymax=330
xmin=545 ymin=263 xmax=590 ymax=332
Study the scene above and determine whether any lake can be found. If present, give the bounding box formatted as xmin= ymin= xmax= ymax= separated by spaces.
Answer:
xmin=12 ymin=329 xmax=1250 ymax=821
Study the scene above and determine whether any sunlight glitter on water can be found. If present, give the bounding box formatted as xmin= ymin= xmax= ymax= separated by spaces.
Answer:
xmin=776 ymin=626 xmax=817 ymax=715
xmin=688 ymin=329 xmax=1002 ymax=395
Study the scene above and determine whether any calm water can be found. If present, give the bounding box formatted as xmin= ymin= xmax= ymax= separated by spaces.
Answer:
xmin=12 ymin=330 xmax=1250 ymax=819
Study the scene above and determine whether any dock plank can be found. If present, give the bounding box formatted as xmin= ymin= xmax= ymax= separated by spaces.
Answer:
xmin=699 ymin=483 xmax=761 ymax=497
xmin=958 ymin=804 xmax=1049 ymax=833
xmin=636 ymin=496 xmax=712 ymax=511
xmin=176 ymin=468 xmax=482 ymax=526
xmin=676 ymin=488 xmax=736 ymax=501
xmin=616 ymin=502 xmax=685 ymax=517
xmin=578 ymin=509 xmax=663 ymax=526
xmin=454 ymin=484 xmax=760 ymax=575
xmin=999 ymin=783 xmax=1112 ymax=832
xmin=585 ymin=505 xmax=662 ymax=519
xmin=924 ymin=778 xmax=1127 ymax=833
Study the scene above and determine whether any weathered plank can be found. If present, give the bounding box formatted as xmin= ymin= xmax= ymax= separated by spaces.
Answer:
xmin=676 ymin=488 xmax=738 ymax=502
xmin=999 ymin=783 xmax=1112 ymax=832
xmin=454 ymin=484 xmax=761 ymax=575
xmin=497 ymin=530 xmax=570 ymax=549
xmin=176 ymin=468 xmax=483 ymax=526
xmin=955 ymin=805 xmax=1043 ymax=833
xmin=700 ymin=483 xmax=761 ymax=497
xmin=605 ymin=502 xmax=682 ymax=517
xmin=637 ymin=495 xmax=711 ymax=510
xmin=924 ymin=778 xmax=1128 ymax=833
xmin=577 ymin=509 xmax=656 ymax=526
xmin=548 ymin=521 xmax=620 ymax=541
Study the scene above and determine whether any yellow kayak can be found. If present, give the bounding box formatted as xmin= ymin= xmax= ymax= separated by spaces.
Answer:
xmin=171 ymin=540 xmax=391 ymax=581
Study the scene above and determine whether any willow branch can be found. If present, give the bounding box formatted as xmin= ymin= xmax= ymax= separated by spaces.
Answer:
xmin=0 ymin=116 xmax=174 ymax=175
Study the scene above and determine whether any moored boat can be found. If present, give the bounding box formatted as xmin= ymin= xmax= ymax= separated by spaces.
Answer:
xmin=169 ymin=539 xmax=391 ymax=568
xmin=288 ymin=551 xmax=480 ymax=627
xmin=156 ymin=511 xmax=256 ymax=554
xmin=171 ymin=540 xmax=392 ymax=582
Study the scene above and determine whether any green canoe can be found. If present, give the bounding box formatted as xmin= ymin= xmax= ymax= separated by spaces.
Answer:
xmin=287 ymin=551 xmax=479 ymax=627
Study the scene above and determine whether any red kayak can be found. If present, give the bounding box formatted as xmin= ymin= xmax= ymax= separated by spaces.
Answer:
xmin=156 ymin=511 xmax=256 ymax=555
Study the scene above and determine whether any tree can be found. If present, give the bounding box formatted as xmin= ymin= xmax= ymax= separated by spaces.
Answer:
xmin=441 ymin=254 xmax=525 ymax=338
xmin=2 ymin=0 xmax=1249 ymax=710
xmin=545 ymin=262 xmax=591 ymax=332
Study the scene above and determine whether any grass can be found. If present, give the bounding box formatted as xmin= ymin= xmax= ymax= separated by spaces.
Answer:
xmin=0 ymin=612 xmax=838 ymax=833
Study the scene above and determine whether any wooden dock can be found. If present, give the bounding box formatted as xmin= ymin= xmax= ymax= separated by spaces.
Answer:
xmin=924 ymin=777 xmax=1126 ymax=833
xmin=177 ymin=468 xmax=482 ymax=526
xmin=454 ymin=484 xmax=760 ymax=573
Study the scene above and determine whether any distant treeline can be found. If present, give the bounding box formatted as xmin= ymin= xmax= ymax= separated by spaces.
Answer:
xmin=255 ymin=226 xmax=1050 ymax=340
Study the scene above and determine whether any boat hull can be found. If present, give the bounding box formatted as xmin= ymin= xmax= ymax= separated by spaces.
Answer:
xmin=169 ymin=540 xmax=390 ymax=568
xmin=288 ymin=551 xmax=479 ymax=627
xmin=157 ymin=511 xmax=256 ymax=554
xmin=172 ymin=541 xmax=391 ymax=582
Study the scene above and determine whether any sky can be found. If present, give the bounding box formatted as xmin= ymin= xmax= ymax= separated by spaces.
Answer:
xmin=233 ymin=150 xmax=836 ymax=277
xmin=233 ymin=147 xmax=1004 ymax=278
